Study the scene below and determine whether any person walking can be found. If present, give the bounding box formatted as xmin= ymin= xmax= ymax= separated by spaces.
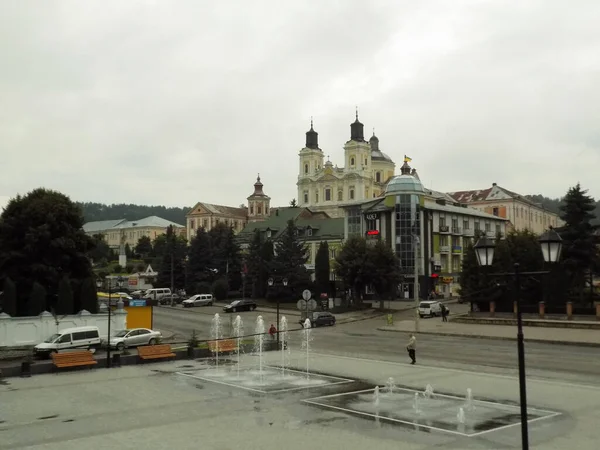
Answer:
xmin=407 ymin=334 xmax=416 ymax=365
xmin=269 ymin=324 xmax=277 ymax=340
xmin=441 ymin=304 xmax=448 ymax=322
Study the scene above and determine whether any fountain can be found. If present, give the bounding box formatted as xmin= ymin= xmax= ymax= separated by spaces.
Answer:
xmin=279 ymin=316 xmax=289 ymax=377
xmin=232 ymin=315 xmax=244 ymax=379
xmin=254 ymin=315 xmax=266 ymax=383
xmin=465 ymin=388 xmax=475 ymax=411
xmin=373 ymin=386 xmax=380 ymax=408
xmin=424 ymin=384 xmax=434 ymax=399
xmin=211 ymin=313 xmax=223 ymax=371
xmin=413 ymin=392 xmax=421 ymax=414
xmin=385 ymin=377 xmax=396 ymax=394
xmin=457 ymin=407 xmax=466 ymax=424
xmin=301 ymin=318 xmax=313 ymax=379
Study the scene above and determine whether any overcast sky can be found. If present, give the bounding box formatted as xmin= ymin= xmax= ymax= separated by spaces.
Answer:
xmin=1 ymin=0 xmax=599 ymax=212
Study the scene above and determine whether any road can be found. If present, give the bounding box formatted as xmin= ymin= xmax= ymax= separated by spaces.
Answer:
xmin=154 ymin=304 xmax=600 ymax=385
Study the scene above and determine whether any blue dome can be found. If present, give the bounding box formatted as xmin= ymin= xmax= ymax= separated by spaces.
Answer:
xmin=385 ymin=174 xmax=425 ymax=194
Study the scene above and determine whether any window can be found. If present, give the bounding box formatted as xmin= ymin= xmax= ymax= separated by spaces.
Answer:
xmin=257 ymin=205 xmax=262 ymax=215
xmin=203 ymin=219 xmax=208 ymax=228
xmin=58 ymin=334 xmax=71 ymax=343
xmin=440 ymin=236 xmax=448 ymax=246
xmin=347 ymin=207 xmax=362 ymax=236
xmin=250 ymin=205 xmax=254 ymax=214
xmin=493 ymin=207 xmax=499 ymax=216
xmin=349 ymin=189 xmax=355 ymax=200
xmin=350 ymin=157 xmax=355 ymax=166
xmin=303 ymin=191 xmax=309 ymax=203
xmin=463 ymin=219 xmax=469 ymax=230
xmin=330 ymin=248 xmax=336 ymax=259
xmin=72 ymin=331 xmax=87 ymax=341
xmin=376 ymin=172 xmax=381 ymax=182
xmin=496 ymin=223 xmax=501 ymax=234
xmin=364 ymin=158 xmax=368 ymax=165
xmin=304 ymin=163 xmax=309 ymax=174
xmin=307 ymin=228 xmax=313 ymax=236
xmin=337 ymin=191 xmax=343 ymax=201
xmin=325 ymin=188 xmax=331 ymax=201
xmin=452 ymin=218 xmax=458 ymax=229
xmin=190 ymin=220 xmax=195 ymax=229
xmin=266 ymin=230 xmax=272 ymax=238
xmin=485 ymin=222 xmax=491 ymax=231
xmin=85 ymin=330 xmax=99 ymax=339
xmin=265 ymin=207 xmax=269 ymax=215
xmin=315 ymin=191 xmax=319 ymax=203
xmin=474 ymin=221 xmax=480 ymax=231
xmin=439 ymin=217 xmax=446 ymax=227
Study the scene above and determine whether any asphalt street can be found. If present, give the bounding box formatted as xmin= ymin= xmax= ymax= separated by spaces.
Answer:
xmin=154 ymin=304 xmax=600 ymax=385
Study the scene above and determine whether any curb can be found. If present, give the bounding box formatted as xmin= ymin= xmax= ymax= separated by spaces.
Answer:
xmin=375 ymin=327 xmax=600 ymax=348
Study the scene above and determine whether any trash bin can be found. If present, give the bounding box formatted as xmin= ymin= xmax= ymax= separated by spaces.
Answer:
xmin=112 ymin=353 xmax=121 ymax=367
xmin=21 ymin=361 xmax=32 ymax=378
xmin=387 ymin=314 xmax=394 ymax=326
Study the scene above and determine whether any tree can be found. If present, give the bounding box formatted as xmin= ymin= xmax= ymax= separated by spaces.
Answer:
xmin=88 ymin=233 xmax=111 ymax=263
xmin=135 ymin=235 xmax=153 ymax=258
xmin=246 ymin=230 xmax=264 ymax=298
xmin=80 ymin=277 xmax=98 ymax=313
xmin=334 ymin=236 xmax=370 ymax=305
xmin=458 ymin=238 xmax=485 ymax=305
xmin=289 ymin=198 xmax=298 ymax=207
xmin=208 ymin=223 xmax=243 ymax=291
xmin=559 ymin=184 xmax=599 ymax=301
xmin=0 ymin=188 xmax=95 ymax=316
xmin=186 ymin=227 xmax=213 ymax=294
xmin=1 ymin=277 xmax=17 ymax=316
xmin=272 ymin=220 xmax=309 ymax=294
xmin=314 ymin=242 xmax=330 ymax=295
xmin=367 ymin=239 xmax=401 ymax=309
xmin=56 ymin=276 xmax=74 ymax=315
xmin=156 ymin=226 xmax=187 ymax=290
xmin=212 ymin=278 xmax=229 ymax=300
xmin=28 ymin=282 xmax=47 ymax=316
xmin=125 ymin=243 xmax=133 ymax=258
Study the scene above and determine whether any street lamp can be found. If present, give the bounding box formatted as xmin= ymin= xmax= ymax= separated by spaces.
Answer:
xmin=474 ymin=229 xmax=562 ymax=450
xmin=97 ymin=276 xmax=125 ymax=368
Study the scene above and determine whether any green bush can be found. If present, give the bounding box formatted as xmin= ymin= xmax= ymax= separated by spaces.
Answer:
xmin=125 ymin=265 xmax=133 ymax=274
xmin=113 ymin=265 xmax=122 ymax=274
xmin=191 ymin=282 xmax=212 ymax=295
xmin=212 ymin=278 xmax=229 ymax=300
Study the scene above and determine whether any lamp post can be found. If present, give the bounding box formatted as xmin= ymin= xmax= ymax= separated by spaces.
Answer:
xmin=267 ymin=277 xmax=288 ymax=345
xmin=98 ymin=276 xmax=125 ymax=368
xmin=474 ymin=228 xmax=562 ymax=450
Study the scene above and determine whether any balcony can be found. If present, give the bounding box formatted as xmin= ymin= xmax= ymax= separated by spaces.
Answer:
xmin=452 ymin=245 xmax=462 ymax=254
xmin=485 ymin=230 xmax=495 ymax=238
xmin=463 ymin=228 xmax=474 ymax=236
xmin=439 ymin=245 xmax=450 ymax=253
xmin=451 ymin=227 xmax=462 ymax=235
xmin=439 ymin=225 xmax=450 ymax=234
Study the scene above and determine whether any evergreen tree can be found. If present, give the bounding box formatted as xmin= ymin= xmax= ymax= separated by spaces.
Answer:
xmin=156 ymin=226 xmax=187 ymax=290
xmin=272 ymin=220 xmax=309 ymax=294
xmin=0 ymin=188 xmax=95 ymax=316
xmin=2 ymin=277 xmax=17 ymax=316
xmin=458 ymin=239 xmax=485 ymax=305
xmin=314 ymin=241 xmax=330 ymax=295
xmin=135 ymin=235 xmax=153 ymax=258
xmin=289 ymin=198 xmax=298 ymax=207
xmin=28 ymin=282 xmax=47 ymax=316
xmin=208 ymin=223 xmax=243 ymax=291
xmin=56 ymin=276 xmax=74 ymax=315
xmin=80 ymin=277 xmax=98 ymax=313
xmin=259 ymin=239 xmax=274 ymax=297
xmin=334 ymin=236 xmax=370 ymax=305
xmin=186 ymin=227 xmax=213 ymax=293
xmin=246 ymin=230 xmax=264 ymax=298
xmin=367 ymin=239 xmax=401 ymax=309
xmin=88 ymin=233 xmax=111 ymax=263
xmin=559 ymin=184 xmax=599 ymax=300
xmin=125 ymin=243 xmax=133 ymax=258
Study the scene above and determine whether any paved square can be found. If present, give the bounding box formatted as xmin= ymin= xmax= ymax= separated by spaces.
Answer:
xmin=177 ymin=365 xmax=354 ymax=394
xmin=302 ymin=386 xmax=561 ymax=437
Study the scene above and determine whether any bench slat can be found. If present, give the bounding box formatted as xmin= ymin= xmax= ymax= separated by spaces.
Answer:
xmin=51 ymin=351 xmax=97 ymax=369
xmin=138 ymin=344 xmax=174 ymax=360
xmin=208 ymin=339 xmax=238 ymax=353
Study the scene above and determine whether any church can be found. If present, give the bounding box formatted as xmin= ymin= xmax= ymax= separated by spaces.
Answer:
xmin=297 ymin=112 xmax=403 ymax=218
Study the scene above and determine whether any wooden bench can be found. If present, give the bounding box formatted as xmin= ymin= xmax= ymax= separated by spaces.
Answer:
xmin=138 ymin=344 xmax=176 ymax=361
xmin=208 ymin=339 xmax=238 ymax=353
xmin=51 ymin=351 xmax=97 ymax=370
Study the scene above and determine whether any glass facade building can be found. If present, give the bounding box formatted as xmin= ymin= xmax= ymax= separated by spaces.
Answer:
xmin=394 ymin=194 xmax=421 ymax=275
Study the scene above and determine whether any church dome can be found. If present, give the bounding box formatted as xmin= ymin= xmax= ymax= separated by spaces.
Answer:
xmin=385 ymin=174 xmax=425 ymax=194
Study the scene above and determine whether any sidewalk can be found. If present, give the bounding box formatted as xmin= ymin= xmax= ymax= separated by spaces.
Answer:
xmin=377 ymin=319 xmax=600 ymax=347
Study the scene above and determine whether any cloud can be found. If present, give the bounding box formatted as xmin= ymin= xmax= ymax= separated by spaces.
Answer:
xmin=0 ymin=0 xmax=599 ymax=211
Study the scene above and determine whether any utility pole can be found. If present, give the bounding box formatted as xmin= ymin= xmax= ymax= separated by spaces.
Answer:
xmin=170 ymin=251 xmax=174 ymax=306
xmin=414 ymin=234 xmax=420 ymax=332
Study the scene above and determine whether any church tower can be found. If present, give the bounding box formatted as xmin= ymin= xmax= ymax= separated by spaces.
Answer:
xmin=247 ymin=174 xmax=270 ymax=222
xmin=297 ymin=118 xmax=324 ymax=206
xmin=344 ymin=109 xmax=372 ymax=172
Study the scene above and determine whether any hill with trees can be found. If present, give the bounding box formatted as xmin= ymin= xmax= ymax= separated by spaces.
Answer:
xmin=525 ymin=194 xmax=600 ymax=224
xmin=77 ymin=202 xmax=191 ymax=225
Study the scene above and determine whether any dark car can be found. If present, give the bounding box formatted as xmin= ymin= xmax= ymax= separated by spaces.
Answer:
xmin=300 ymin=311 xmax=336 ymax=327
xmin=223 ymin=299 xmax=257 ymax=313
xmin=158 ymin=293 xmax=184 ymax=305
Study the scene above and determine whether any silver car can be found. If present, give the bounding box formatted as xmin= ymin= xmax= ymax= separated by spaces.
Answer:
xmin=107 ymin=328 xmax=162 ymax=351
xmin=182 ymin=294 xmax=214 ymax=307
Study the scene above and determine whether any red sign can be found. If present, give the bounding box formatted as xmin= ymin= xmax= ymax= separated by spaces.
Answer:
xmin=366 ymin=230 xmax=380 ymax=236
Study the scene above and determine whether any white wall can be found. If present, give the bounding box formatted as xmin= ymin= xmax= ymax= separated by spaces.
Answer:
xmin=0 ymin=308 xmax=127 ymax=347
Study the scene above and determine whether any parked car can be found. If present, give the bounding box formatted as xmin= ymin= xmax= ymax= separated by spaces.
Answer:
xmin=142 ymin=288 xmax=172 ymax=302
xmin=34 ymin=326 xmax=102 ymax=358
xmin=418 ymin=300 xmax=443 ymax=318
xmin=106 ymin=328 xmax=162 ymax=351
xmin=159 ymin=293 xmax=184 ymax=305
xmin=223 ymin=299 xmax=257 ymax=313
xmin=182 ymin=294 xmax=214 ymax=307
xmin=309 ymin=311 xmax=336 ymax=327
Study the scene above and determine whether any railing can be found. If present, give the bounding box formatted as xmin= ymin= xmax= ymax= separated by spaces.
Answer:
xmin=452 ymin=245 xmax=462 ymax=253
xmin=439 ymin=225 xmax=450 ymax=233
xmin=452 ymin=227 xmax=462 ymax=234
xmin=463 ymin=228 xmax=474 ymax=236
xmin=439 ymin=245 xmax=450 ymax=253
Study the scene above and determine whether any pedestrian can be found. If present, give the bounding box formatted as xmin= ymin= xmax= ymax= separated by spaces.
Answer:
xmin=406 ymin=334 xmax=416 ymax=365
xmin=441 ymin=304 xmax=448 ymax=322
xmin=269 ymin=324 xmax=277 ymax=340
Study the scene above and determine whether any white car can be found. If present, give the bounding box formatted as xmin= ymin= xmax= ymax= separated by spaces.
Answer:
xmin=418 ymin=301 xmax=443 ymax=318
xmin=106 ymin=328 xmax=162 ymax=351
xmin=182 ymin=294 xmax=214 ymax=307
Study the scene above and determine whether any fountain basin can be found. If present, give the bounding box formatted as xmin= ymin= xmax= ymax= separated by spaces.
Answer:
xmin=177 ymin=366 xmax=354 ymax=394
xmin=303 ymin=387 xmax=561 ymax=437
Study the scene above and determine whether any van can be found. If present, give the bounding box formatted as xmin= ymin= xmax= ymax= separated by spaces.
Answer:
xmin=418 ymin=301 xmax=443 ymax=318
xmin=143 ymin=288 xmax=171 ymax=301
xmin=34 ymin=326 xmax=101 ymax=358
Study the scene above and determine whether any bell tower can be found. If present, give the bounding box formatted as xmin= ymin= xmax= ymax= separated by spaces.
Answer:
xmin=247 ymin=174 xmax=271 ymax=222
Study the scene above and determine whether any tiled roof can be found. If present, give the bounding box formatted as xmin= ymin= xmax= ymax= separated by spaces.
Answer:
xmin=83 ymin=219 xmax=126 ymax=234
xmin=83 ymin=216 xmax=183 ymax=233
xmin=187 ymin=202 xmax=247 ymax=218
xmin=447 ymin=188 xmax=493 ymax=203
xmin=424 ymin=202 xmax=509 ymax=221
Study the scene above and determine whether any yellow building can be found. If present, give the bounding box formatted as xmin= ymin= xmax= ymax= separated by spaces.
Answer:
xmin=448 ymin=183 xmax=563 ymax=234
xmin=83 ymin=216 xmax=185 ymax=249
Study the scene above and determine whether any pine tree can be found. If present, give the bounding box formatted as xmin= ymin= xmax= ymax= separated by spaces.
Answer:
xmin=80 ymin=277 xmax=98 ymax=313
xmin=2 ymin=277 xmax=17 ymax=316
xmin=559 ymin=183 xmax=599 ymax=300
xmin=186 ymin=227 xmax=213 ymax=294
xmin=28 ymin=282 xmax=47 ymax=316
xmin=56 ymin=276 xmax=74 ymax=315
xmin=208 ymin=223 xmax=243 ymax=291
xmin=156 ymin=226 xmax=187 ymax=290
xmin=458 ymin=240 xmax=484 ymax=305
xmin=334 ymin=236 xmax=370 ymax=305
xmin=315 ymin=241 xmax=330 ymax=296
xmin=135 ymin=235 xmax=153 ymax=258
xmin=272 ymin=220 xmax=309 ymax=294
xmin=246 ymin=230 xmax=264 ymax=298
xmin=367 ymin=239 xmax=401 ymax=309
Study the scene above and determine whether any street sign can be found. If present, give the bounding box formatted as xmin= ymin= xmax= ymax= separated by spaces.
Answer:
xmin=297 ymin=299 xmax=307 ymax=310
xmin=302 ymin=289 xmax=312 ymax=301
xmin=307 ymin=299 xmax=318 ymax=311
xmin=130 ymin=300 xmax=146 ymax=307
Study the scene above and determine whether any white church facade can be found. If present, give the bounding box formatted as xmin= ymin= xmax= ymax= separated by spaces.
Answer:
xmin=296 ymin=112 xmax=402 ymax=218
